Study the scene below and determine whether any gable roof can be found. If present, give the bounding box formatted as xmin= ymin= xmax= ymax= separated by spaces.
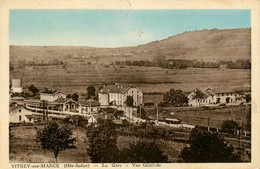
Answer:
xmin=78 ymin=99 xmax=100 ymax=107
xmin=99 ymin=84 xmax=142 ymax=94
xmin=40 ymin=90 xmax=65 ymax=95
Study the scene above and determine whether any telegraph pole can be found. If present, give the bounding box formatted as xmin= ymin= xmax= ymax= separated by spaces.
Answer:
xmin=207 ymin=117 xmax=210 ymax=132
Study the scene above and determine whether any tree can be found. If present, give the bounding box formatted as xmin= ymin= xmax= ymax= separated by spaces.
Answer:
xmin=192 ymin=89 xmax=206 ymax=106
xmin=221 ymin=120 xmax=239 ymax=134
xmin=244 ymin=94 xmax=251 ymax=103
xmin=87 ymin=85 xmax=96 ymax=98
xmin=125 ymin=96 xmax=134 ymax=107
xmin=66 ymin=94 xmax=72 ymax=99
xmin=180 ymin=129 xmax=240 ymax=162
xmin=86 ymin=119 xmax=120 ymax=163
xmin=120 ymin=140 xmax=168 ymax=163
xmin=35 ymin=121 xmax=77 ymax=163
xmin=163 ymin=88 xmax=188 ymax=107
xmin=28 ymin=85 xmax=39 ymax=96
xmin=72 ymin=93 xmax=79 ymax=102
xmin=9 ymin=126 xmax=14 ymax=140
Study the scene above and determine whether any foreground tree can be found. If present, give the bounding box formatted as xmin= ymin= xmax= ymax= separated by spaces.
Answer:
xmin=180 ymin=129 xmax=240 ymax=162
xmin=163 ymin=88 xmax=188 ymax=107
xmin=86 ymin=119 xmax=120 ymax=163
xmin=35 ymin=121 xmax=77 ymax=163
xmin=120 ymin=140 xmax=168 ymax=163
xmin=221 ymin=120 xmax=239 ymax=134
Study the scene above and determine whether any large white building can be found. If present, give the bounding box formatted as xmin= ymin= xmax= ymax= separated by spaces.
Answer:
xmin=11 ymin=79 xmax=23 ymax=93
xmin=188 ymin=87 xmax=250 ymax=107
xmin=98 ymin=83 xmax=143 ymax=107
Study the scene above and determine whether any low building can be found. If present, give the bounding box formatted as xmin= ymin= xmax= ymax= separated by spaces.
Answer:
xmin=98 ymin=83 xmax=143 ymax=107
xmin=9 ymin=105 xmax=34 ymax=123
xmin=78 ymin=99 xmax=101 ymax=114
xmin=40 ymin=90 xmax=66 ymax=102
xmin=188 ymin=87 xmax=250 ymax=107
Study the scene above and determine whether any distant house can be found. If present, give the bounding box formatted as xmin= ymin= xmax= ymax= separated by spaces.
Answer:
xmin=87 ymin=115 xmax=97 ymax=124
xmin=40 ymin=90 xmax=66 ymax=102
xmin=98 ymin=83 xmax=143 ymax=107
xmin=10 ymin=105 xmax=34 ymax=123
xmin=188 ymin=87 xmax=250 ymax=107
xmin=11 ymin=79 xmax=23 ymax=93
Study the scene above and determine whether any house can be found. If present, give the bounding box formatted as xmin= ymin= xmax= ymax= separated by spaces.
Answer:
xmin=77 ymin=99 xmax=101 ymax=114
xmin=87 ymin=115 xmax=97 ymax=124
xmin=188 ymin=87 xmax=250 ymax=107
xmin=11 ymin=79 xmax=23 ymax=93
xmin=40 ymin=90 xmax=66 ymax=102
xmin=9 ymin=105 xmax=34 ymax=123
xmin=98 ymin=83 xmax=143 ymax=107
xmin=24 ymin=98 xmax=78 ymax=112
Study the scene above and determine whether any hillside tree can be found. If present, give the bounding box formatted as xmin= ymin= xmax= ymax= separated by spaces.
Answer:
xmin=86 ymin=119 xmax=120 ymax=163
xmin=35 ymin=121 xmax=77 ymax=163
xmin=120 ymin=140 xmax=168 ymax=163
xmin=180 ymin=129 xmax=240 ymax=162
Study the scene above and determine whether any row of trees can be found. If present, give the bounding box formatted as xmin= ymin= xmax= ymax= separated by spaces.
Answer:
xmin=34 ymin=119 xmax=241 ymax=163
xmin=114 ymin=59 xmax=251 ymax=69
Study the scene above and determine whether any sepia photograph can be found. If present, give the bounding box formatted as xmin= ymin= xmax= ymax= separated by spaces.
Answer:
xmin=7 ymin=9 xmax=252 ymax=164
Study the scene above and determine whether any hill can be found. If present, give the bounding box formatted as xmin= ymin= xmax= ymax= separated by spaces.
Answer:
xmin=10 ymin=28 xmax=251 ymax=64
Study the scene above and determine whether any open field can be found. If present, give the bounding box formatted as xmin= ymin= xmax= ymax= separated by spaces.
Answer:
xmin=10 ymin=125 xmax=90 ymax=163
xmin=10 ymin=64 xmax=250 ymax=95
xmin=10 ymin=125 xmax=188 ymax=163
xmin=146 ymin=105 xmax=251 ymax=131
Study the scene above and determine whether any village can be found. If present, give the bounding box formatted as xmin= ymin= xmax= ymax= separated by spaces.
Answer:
xmin=10 ymin=78 xmax=251 ymax=131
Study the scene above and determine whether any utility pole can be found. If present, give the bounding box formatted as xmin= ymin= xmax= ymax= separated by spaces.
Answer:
xmin=139 ymin=105 xmax=142 ymax=119
xmin=156 ymin=104 xmax=159 ymax=121
xmin=207 ymin=117 xmax=210 ymax=132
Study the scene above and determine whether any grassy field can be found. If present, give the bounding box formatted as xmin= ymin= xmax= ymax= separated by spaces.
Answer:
xmin=10 ymin=125 xmax=90 ymax=163
xmin=10 ymin=125 xmax=187 ymax=163
xmin=146 ymin=105 xmax=251 ymax=131
xmin=10 ymin=64 xmax=250 ymax=95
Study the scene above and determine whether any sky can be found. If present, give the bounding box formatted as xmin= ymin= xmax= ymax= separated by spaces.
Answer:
xmin=9 ymin=10 xmax=251 ymax=48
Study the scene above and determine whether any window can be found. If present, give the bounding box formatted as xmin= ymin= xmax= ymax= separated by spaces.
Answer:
xmin=19 ymin=115 xmax=22 ymax=121
xmin=132 ymin=91 xmax=133 ymax=94
xmin=222 ymin=93 xmax=224 ymax=96
xmin=19 ymin=109 xmax=21 ymax=113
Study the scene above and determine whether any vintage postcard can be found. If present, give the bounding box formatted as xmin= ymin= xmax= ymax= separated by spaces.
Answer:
xmin=1 ymin=0 xmax=260 ymax=169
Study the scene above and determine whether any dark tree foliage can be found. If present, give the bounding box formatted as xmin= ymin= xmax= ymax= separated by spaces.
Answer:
xmin=125 ymin=96 xmax=134 ymax=107
xmin=66 ymin=94 xmax=72 ymax=99
xmin=137 ymin=106 xmax=148 ymax=119
xmin=192 ymin=89 xmax=206 ymax=106
xmin=120 ymin=140 xmax=168 ymax=163
xmin=87 ymin=85 xmax=96 ymax=98
xmin=221 ymin=120 xmax=240 ymax=134
xmin=180 ymin=129 xmax=240 ymax=162
xmin=9 ymin=126 xmax=14 ymax=140
xmin=72 ymin=93 xmax=79 ymax=102
xmin=113 ymin=110 xmax=124 ymax=119
xmin=244 ymin=94 xmax=251 ymax=103
xmin=163 ymin=88 xmax=188 ymax=107
xmin=86 ymin=119 xmax=120 ymax=163
xmin=35 ymin=121 xmax=77 ymax=163
xmin=28 ymin=85 xmax=39 ymax=95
